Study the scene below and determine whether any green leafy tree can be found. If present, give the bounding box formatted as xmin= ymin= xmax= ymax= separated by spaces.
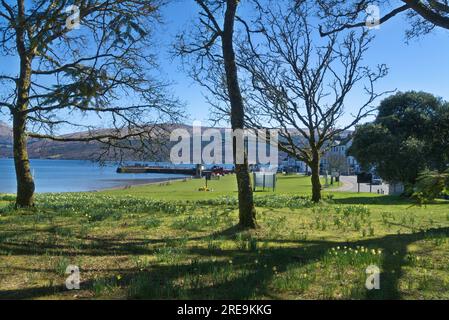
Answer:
xmin=349 ymin=91 xmax=448 ymax=188
xmin=413 ymin=169 xmax=449 ymax=203
xmin=429 ymin=103 xmax=449 ymax=169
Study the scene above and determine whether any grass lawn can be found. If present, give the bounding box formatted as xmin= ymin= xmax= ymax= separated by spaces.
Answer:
xmin=0 ymin=174 xmax=449 ymax=299
xmin=103 ymin=174 xmax=335 ymax=200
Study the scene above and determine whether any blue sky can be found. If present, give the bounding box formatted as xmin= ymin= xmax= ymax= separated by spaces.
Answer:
xmin=1 ymin=1 xmax=449 ymax=130
xmin=161 ymin=1 xmax=449 ymax=126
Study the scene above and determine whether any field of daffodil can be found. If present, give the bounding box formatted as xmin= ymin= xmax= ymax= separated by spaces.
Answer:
xmin=1 ymin=175 xmax=449 ymax=299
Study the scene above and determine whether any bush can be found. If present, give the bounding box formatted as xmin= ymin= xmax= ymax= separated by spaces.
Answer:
xmin=413 ymin=169 xmax=449 ymax=204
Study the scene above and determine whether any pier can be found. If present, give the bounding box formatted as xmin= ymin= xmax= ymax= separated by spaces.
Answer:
xmin=116 ymin=165 xmax=234 ymax=176
xmin=116 ymin=166 xmax=197 ymax=175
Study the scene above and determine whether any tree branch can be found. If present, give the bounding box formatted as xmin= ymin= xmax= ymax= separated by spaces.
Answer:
xmin=319 ymin=4 xmax=410 ymax=36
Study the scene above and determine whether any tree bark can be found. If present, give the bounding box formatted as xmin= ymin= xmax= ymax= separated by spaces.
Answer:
xmin=310 ymin=149 xmax=322 ymax=203
xmin=222 ymin=0 xmax=257 ymax=229
xmin=13 ymin=2 xmax=35 ymax=208
xmin=13 ymin=112 xmax=35 ymax=208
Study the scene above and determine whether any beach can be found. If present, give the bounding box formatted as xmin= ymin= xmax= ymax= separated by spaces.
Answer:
xmin=97 ymin=177 xmax=190 ymax=191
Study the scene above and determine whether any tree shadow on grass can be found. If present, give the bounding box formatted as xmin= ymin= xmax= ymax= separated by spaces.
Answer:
xmin=0 ymin=224 xmax=273 ymax=257
xmin=362 ymin=227 xmax=449 ymax=299
xmin=0 ymin=242 xmax=330 ymax=299
xmin=332 ymin=195 xmax=411 ymax=206
xmin=334 ymin=194 xmax=449 ymax=206
xmin=1 ymin=227 xmax=449 ymax=299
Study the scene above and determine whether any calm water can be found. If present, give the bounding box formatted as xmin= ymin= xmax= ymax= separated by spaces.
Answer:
xmin=0 ymin=159 xmax=189 ymax=193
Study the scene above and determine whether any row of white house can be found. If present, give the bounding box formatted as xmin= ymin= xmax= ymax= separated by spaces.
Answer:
xmin=280 ymin=131 xmax=361 ymax=175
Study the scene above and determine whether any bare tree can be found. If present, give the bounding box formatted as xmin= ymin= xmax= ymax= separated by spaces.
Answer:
xmin=239 ymin=1 xmax=389 ymax=202
xmin=315 ymin=0 xmax=449 ymax=38
xmin=0 ymin=1 xmax=181 ymax=207
xmin=175 ymin=0 xmax=257 ymax=229
xmin=325 ymin=153 xmax=349 ymax=174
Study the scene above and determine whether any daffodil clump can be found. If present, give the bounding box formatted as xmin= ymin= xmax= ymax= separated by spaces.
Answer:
xmin=324 ymin=245 xmax=383 ymax=267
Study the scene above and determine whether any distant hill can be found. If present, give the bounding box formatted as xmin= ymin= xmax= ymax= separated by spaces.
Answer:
xmin=0 ymin=121 xmax=132 ymax=160
xmin=0 ymin=121 xmax=353 ymax=161
xmin=0 ymin=122 xmax=186 ymax=160
xmin=0 ymin=121 xmax=13 ymax=157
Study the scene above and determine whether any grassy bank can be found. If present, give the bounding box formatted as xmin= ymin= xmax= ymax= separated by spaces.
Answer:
xmin=0 ymin=175 xmax=448 ymax=299
xmin=103 ymin=174 xmax=323 ymax=200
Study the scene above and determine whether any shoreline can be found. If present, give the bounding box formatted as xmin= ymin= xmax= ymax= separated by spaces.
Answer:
xmin=0 ymin=177 xmax=191 ymax=194
xmin=0 ymin=158 xmax=193 ymax=194
xmin=96 ymin=177 xmax=190 ymax=192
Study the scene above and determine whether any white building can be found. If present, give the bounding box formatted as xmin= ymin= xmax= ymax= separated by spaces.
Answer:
xmin=322 ymin=133 xmax=360 ymax=175
xmin=280 ymin=131 xmax=360 ymax=175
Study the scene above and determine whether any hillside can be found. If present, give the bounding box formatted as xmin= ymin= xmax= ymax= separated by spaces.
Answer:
xmin=0 ymin=122 xmax=181 ymax=160
xmin=0 ymin=122 xmax=114 ymax=159
xmin=0 ymin=121 xmax=12 ymax=157
xmin=0 ymin=122 xmax=350 ymax=161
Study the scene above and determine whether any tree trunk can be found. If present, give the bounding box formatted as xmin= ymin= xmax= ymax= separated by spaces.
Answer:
xmin=13 ymin=7 xmax=35 ymax=208
xmin=310 ymin=150 xmax=322 ymax=203
xmin=222 ymin=0 xmax=257 ymax=229
xmin=13 ymin=112 xmax=35 ymax=208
